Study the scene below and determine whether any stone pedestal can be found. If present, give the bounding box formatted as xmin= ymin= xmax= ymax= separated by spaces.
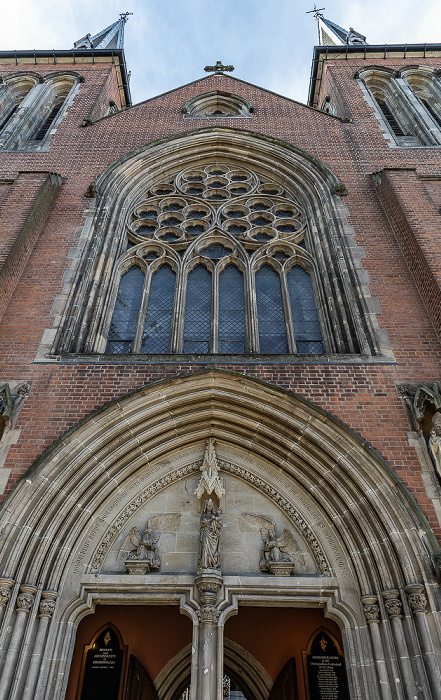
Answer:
xmin=268 ymin=561 xmax=294 ymax=576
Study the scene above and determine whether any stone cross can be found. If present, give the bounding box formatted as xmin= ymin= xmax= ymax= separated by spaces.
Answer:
xmin=204 ymin=61 xmax=234 ymax=75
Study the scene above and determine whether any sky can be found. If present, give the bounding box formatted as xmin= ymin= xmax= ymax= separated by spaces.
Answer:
xmin=2 ymin=0 xmax=441 ymax=106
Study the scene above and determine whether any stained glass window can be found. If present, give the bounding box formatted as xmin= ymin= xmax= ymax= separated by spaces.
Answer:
xmin=256 ymin=265 xmax=288 ymax=353
xmin=106 ymin=266 xmax=144 ymax=353
xmin=141 ymin=266 xmax=176 ymax=353
xmin=219 ymin=265 xmax=246 ymax=353
xmin=183 ymin=265 xmax=212 ymax=353
xmin=287 ymin=266 xmax=324 ymax=353
xmin=105 ymin=165 xmax=327 ymax=356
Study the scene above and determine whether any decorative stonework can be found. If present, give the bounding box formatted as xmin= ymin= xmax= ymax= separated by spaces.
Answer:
xmin=197 ymin=499 xmax=223 ymax=573
xmin=204 ymin=61 xmax=234 ymax=75
xmin=363 ymin=604 xmax=380 ymax=622
xmin=90 ymin=460 xmax=200 ymax=572
xmin=194 ymin=439 xmax=225 ymax=504
xmin=91 ymin=458 xmax=330 ymax=576
xmin=0 ymin=382 xmax=30 ymax=429
xmin=196 ymin=606 xmax=221 ymax=623
xmin=241 ymin=513 xmax=303 ymax=575
xmin=405 ymin=583 xmax=428 ymax=613
xmin=382 ymin=590 xmax=403 ymax=618
xmin=39 ymin=598 xmax=56 ymax=618
xmin=16 ymin=591 xmax=35 ymax=613
xmin=0 ymin=578 xmax=14 ymax=607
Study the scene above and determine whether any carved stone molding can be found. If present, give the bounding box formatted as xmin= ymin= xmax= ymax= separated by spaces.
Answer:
xmin=219 ymin=459 xmax=331 ymax=576
xmin=195 ymin=571 xmax=223 ymax=625
xmin=91 ymin=458 xmax=330 ymax=576
xmin=0 ymin=578 xmax=14 ymax=607
xmin=361 ymin=595 xmax=381 ymax=623
xmin=405 ymin=583 xmax=428 ymax=613
xmin=382 ymin=590 xmax=403 ymax=618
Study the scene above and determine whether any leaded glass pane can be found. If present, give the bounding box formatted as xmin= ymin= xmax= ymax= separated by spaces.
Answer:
xmin=183 ymin=265 xmax=212 ymax=353
xmin=256 ymin=265 xmax=288 ymax=353
xmin=287 ymin=265 xmax=324 ymax=353
xmin=106 ymin=266 xmax=144 ymax=353
xmin=141 ymin=266 xmax=176 ymax=353
xmin=219 ymin=265 xmax=246 ymax=353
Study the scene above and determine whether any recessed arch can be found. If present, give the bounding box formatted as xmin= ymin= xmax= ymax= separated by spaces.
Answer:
xmin=52 ymin=126 xmax=385 ymax=358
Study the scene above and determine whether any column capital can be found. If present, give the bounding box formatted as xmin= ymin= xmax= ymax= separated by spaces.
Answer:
xmin=361 ymin=595 xmax=381 ymax=623
xmin=39 ymin=590 xmax=58 ymax=619
xmin=16 ymin=584 xmax=37 ymax=613
xmin=382 ymin=590 xmax=403 ymax=618
xmin=405 ymin=583 xmax=427 ymax=614
xmin=0 ymin=578 xmax=14 ymax=608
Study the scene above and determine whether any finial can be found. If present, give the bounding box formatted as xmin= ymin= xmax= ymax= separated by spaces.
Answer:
xmin=204 ymin=61 xmax=234 ymax=75
xmin=119 ymin=12 xmax=133 ymax=22
xmin=306 ymin=4 xmax=325 ymax=20
xmin=306 ymin=5 xmax=325 ymax=45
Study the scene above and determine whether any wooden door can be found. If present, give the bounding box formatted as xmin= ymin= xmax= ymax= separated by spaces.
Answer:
xmin=268 ymin=657 xmax=298 ymax=700
xmin=124 ymin=655 xmax=159 ymax=700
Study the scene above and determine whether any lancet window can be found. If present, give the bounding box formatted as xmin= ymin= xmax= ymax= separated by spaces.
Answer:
xmin=105 ymin=166 xmax=325 ymax=355
xmin=359 ymin=66 xmax=441 ymax=146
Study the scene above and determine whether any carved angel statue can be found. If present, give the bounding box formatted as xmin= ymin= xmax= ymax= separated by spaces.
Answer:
xmin=241 ymin=513 xmax=304 ymax=574
xmin=198 ymin=499 xmax=223 ymax=572
xmin=120 ymin=514 xmax=181 ymax=573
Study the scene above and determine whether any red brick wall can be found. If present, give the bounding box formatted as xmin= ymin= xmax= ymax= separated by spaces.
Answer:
xmin=1 ymin=58 xmax=441 ymax=539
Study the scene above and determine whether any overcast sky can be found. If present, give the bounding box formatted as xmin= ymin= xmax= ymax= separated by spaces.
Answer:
xmin=2 ymin=0 xmax=441 ymax=106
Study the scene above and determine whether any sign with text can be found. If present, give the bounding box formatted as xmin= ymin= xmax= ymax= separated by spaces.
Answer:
xmin=303 ymin=630 xmax=349 ymax=700
xmin=77 ymin=625 xmax=127 ymax=700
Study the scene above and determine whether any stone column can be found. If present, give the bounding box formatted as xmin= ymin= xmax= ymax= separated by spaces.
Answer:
xmin=21 ymin=591 xmax=58 ymax=700
xmin=361 ymin=595 xmax=393 ymax=700
xmin=0 ymin=578 xmax=14 ymax=627
xmin=0 ymin=584 xmax=36 ymax=699
xmin=382 ymin=590 xmax=419 ymax=700
xmin=193 ymin=572 xmax=223 ymax=700
xmin=405 ymin=583 xmax=441 ymax=700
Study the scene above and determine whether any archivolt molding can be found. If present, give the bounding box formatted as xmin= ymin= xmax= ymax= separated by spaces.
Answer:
xmin=0 ymin=370 xmax=437 ymax=597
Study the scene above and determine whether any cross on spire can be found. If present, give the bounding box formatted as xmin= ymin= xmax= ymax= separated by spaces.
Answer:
xmin=204 ymin=61 xmax=234 ymax=75
xmin=306 ymin=5 xmax=326 ymax=45
xmin=119 ymin=12 xmax=133 ymax=22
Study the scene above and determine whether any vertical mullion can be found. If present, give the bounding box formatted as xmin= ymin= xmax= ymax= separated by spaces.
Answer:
xmin=280 ymin=267 xmax=297 ymax=353
xmin=132 ymin=267 xmax=151 ymax=353
xmin=212 ymin=266 xmax=220 ymax=353
xmin=171 ymin=264 xmax=186 ymax=353
xmin=248 ymin=266 xmax=259 ymax=353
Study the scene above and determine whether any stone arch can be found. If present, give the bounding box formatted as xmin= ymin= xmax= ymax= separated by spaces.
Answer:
xmin=53 ymin=126 xmax=386 ymax=358
xmin=0 ymin=370 xmax=440 ymax=699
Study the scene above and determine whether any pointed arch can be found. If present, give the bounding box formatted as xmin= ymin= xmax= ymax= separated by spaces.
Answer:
xmin=52 ymin=127 xmax=386 ymax=358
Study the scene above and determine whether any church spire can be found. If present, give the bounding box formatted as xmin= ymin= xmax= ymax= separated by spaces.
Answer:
xmin=73 ymin=13 xmax=132 ymax=50
xmin=317 ymin=15 xmax=367 ymax=46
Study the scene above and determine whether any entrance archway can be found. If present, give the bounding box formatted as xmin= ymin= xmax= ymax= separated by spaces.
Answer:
xmin=0 ymin=370 xmax=439 ymax=699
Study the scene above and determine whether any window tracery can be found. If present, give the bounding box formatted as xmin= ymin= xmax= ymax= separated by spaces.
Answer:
xmin=358 ymin=66 xmax=441 ymax=147
xmin=105 ymin=165 xmax=325 ymax=355
xmin=0 ymin=72 xmax=81 ymax=151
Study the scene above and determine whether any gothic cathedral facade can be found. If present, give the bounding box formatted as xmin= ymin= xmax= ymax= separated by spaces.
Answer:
xmin=0 ymin=13 xmax=441 ymax=700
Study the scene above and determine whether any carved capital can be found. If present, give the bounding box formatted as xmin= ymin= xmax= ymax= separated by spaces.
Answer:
xmin=197 ymin=606 xmax=220 ymax=624
xmin=405 ymin=583 xmax=427 ymax=613
xmin=382 ymin=590 xmax=403 ymax=619
xmin=361 ymin=595 xmax=380 ymax=623
xmin=16 ymin=593 xmax=35 ymax=612
xmin=0 ymin=578 xmax=14 ymax=608
xmin=39 ymin=591 xmax=58 ymax=619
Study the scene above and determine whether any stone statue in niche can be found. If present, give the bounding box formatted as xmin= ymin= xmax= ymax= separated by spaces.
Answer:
xmin=198 ymin=499 xmax=223 ymax=572
xmin=120 ymin=513 xmax=181 ymax=574
xmin=429 ymin=411 xmax=441 ymax=479
xmin=241 ymin=513 xmax=304 ymax=576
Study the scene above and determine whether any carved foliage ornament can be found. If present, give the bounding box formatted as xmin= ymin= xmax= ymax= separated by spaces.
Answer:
xmin=363 ymin=604 xmax=380 ymax=622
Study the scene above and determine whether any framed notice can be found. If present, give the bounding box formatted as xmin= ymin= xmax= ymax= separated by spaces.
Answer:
xmin=76 ymin=623 xmax=128 ymax=700
xmin=302 ymin=629 xmax=349 ymax=700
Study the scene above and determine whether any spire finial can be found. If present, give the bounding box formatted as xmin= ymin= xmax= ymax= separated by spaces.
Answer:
xmin=306 ymin=5 xmax=325 ymax=44
xmin=119 ymin=12 xmax=133 ymax=23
